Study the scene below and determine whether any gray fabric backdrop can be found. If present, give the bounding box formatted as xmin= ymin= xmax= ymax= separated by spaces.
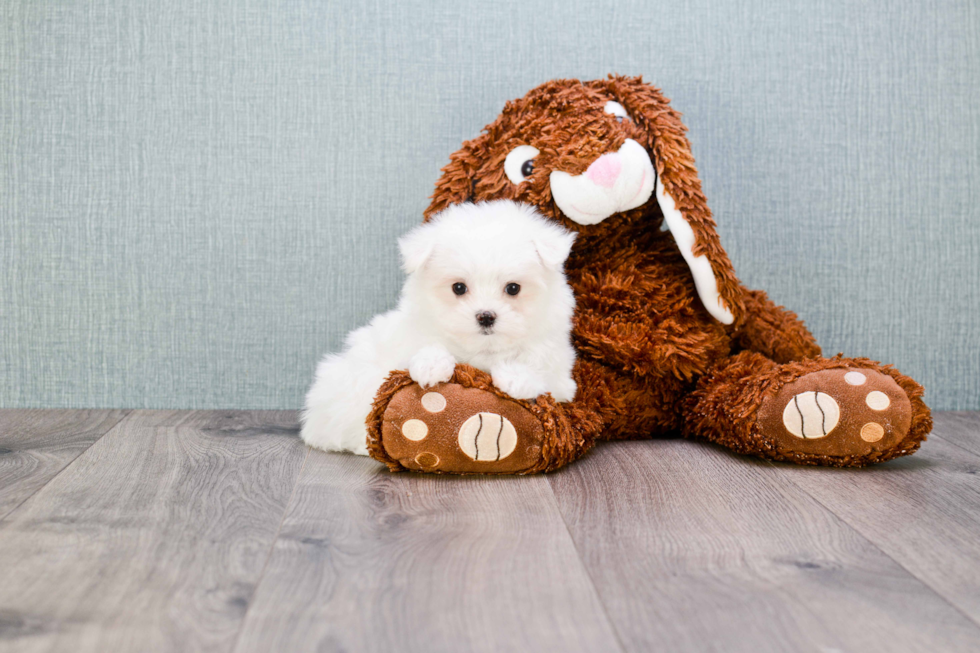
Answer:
xmin=2 ymin=0 xmax=978 ymax=410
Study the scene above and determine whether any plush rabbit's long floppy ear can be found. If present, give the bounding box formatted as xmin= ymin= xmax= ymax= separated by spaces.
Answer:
xmin=597 ymin=76 xmax=744 ymax=325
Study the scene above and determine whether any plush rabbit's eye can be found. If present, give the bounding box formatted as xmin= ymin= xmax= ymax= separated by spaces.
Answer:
xmin=604 ymin=101 xmax=631 ymax=123
xmin=504 ymin=145 xmax=540 ymax=185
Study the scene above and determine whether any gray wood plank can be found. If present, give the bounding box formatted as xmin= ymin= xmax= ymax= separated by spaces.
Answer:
xmin=233 ymin=450 xmax=623 ymax=653
xmin=769 ymin=412 xmax=980 ymax=628
xmin=0 ymin=410 xmax=307 ymax=653
xmin=0 ymin=409 xmax=128 ymax=520
xmin=549 ymin=439 xmax=980 ymax=653
xmin=929 ymin=412 xmax=980 ymax=457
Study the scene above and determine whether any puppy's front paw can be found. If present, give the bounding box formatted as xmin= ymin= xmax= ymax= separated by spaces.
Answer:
xmin=491 ymin=363 xmax=548 ymax=400
xmin=409 ymin=345 xmax=457 ymax=388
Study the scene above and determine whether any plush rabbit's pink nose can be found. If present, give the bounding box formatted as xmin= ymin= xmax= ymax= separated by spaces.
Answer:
xmin=585 ymin=153 xmax=622 ymax=188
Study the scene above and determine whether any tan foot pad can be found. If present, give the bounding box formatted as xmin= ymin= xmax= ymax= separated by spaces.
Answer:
xmin=379 ymin=383 xmax=546 ymax=474
xmin=758 ymin=368 xmax=913 ymax=458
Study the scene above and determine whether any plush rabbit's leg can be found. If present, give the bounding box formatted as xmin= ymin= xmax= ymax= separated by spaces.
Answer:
xmin=733 ymin=289 xmax=822 ymax=364
xmin=366 ymin=362 xmax=605 ymax=474
xmin=683 ymin=351 xmax=931 ymax=466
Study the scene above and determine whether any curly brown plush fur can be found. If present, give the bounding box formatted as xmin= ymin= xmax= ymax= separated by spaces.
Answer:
xmin=369 ymin=75 xmax=930 ymax=471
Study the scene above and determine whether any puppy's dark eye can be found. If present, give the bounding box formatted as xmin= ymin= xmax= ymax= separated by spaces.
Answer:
xmin=452 ymin=282 xmax=467 ymax=296
xmin=505 ymin=283 xmax=521 ymax=296
xmin=520 ymin=160 xmax=534 ymax=177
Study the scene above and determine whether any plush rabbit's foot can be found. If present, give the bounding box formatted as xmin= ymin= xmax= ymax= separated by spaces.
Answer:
xmin=757 ymin=367 xmax=914 ymax=462
xmin=367 ymin=365 xmax=587 ymax=474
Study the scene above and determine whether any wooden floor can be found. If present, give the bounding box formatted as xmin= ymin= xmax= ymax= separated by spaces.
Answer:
xmin=1 ymin=411 xmax=979 ymax=652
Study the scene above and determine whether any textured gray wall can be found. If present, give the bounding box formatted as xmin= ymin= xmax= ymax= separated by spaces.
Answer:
xmin=2 ymin=0 xmax=978 ymax=409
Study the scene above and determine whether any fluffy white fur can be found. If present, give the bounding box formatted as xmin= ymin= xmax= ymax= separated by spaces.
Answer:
xmin=301 ymin=200 xmax=578 ymax=455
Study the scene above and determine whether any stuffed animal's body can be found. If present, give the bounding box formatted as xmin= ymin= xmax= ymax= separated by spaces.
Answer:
xmin=365 ymin=76 xmax=931 ymax=474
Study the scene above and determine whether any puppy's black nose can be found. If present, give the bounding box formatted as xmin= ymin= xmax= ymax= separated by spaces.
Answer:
xmin=476 ymin=311 xmax=496 ymax=328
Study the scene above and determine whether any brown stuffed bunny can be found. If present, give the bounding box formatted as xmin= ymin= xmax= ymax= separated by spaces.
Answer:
xmin=366 ymin=75 xmax=931 ymax=474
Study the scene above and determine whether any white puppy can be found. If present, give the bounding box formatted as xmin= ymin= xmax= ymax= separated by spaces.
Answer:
xmin=301 ymin=200 xmax=578 ymax=455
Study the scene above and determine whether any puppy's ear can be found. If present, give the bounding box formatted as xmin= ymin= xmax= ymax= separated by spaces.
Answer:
xmin=592 ymin=75 xmax=744 ymax=325
xmin=424 ymin=137 xmax=486 ymax=221
xmin=533 ymin=223 xmax=577 ymax=271
xmin=397 ymin=224 xmax=436 ymax=274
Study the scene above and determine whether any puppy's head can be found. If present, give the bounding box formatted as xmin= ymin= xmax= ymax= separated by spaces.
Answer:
xmin=399 ymin=200 xmax=575 ymax=353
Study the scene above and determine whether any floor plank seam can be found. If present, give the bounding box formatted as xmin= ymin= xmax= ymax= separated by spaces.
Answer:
xmin=0 ymin=409 xmax=132 ymax=524
xmin=767 ymin=459 xmax=980 ymax=633
xmin=928 ymin=431 xmax=980 ymax=461
xmin=545 ymin=476 xmax=630 ymax=653
xmin=228 ymin=444 xmax=312 ymax=653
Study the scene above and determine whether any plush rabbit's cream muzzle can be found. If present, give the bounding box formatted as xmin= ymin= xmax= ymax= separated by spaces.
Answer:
xmin=549 ymin=138 xmax=655 ymax=226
